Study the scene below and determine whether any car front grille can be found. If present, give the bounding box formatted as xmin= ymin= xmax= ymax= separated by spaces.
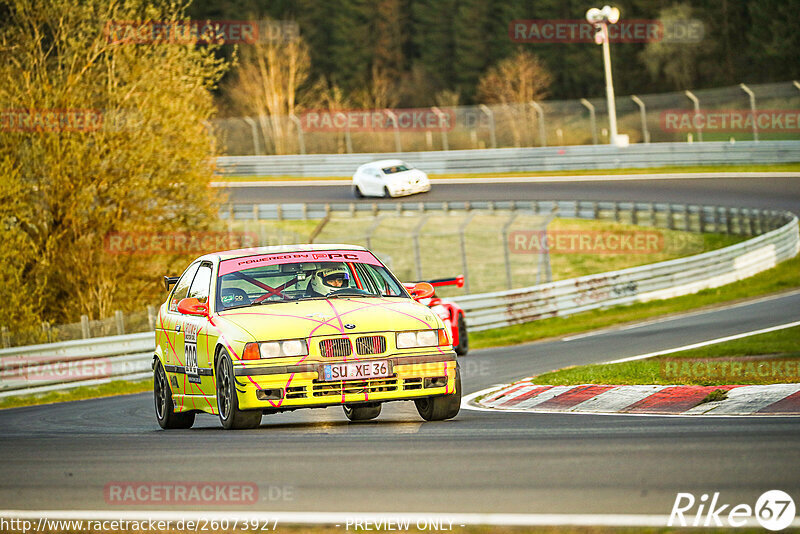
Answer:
xmin=312 ymin=378 xmax=398 ymax=397
xmin=355 ymin=335 xmax=387 ymax=355
xmin=319 ymin=338 xmax=352 ymax=358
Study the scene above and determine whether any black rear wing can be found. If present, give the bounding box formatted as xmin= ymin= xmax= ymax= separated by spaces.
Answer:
xmin=419 ymin=275 xmax=464 ymax=289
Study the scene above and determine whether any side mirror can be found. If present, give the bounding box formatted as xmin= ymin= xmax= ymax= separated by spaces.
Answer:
xmin=164 ymin=276 xmax=179 ymax=291
xmin=177 ymin=297 xmax=209 ymax=317
xmin=408 ymin=282 xmax=434 ymax=300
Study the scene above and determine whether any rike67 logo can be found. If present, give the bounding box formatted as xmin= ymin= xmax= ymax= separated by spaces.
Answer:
xmin=669 ymin=490 xmax=796 ymax=530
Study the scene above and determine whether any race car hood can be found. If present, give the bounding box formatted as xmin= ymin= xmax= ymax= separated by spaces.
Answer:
xmin=216 ymin=297 xmax=441 ymax=341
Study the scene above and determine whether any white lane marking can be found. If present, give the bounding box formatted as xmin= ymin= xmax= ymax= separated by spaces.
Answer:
xmin=568 ymin=385 xmax=665 ymax=413
xmin=462 ymin=386 xmax=511 ymax=412
xmin=5 ymin=509 xmax=768 ymax=528
xmin=604 ymin=320 xmax=800 ymax=364
xmin=561 ymin=288 xmax=800 ymax=341
xmin=212 ymin=171 xmax=800 ymax=188
xmin=683 ymin=384 xmax=800 ymax=415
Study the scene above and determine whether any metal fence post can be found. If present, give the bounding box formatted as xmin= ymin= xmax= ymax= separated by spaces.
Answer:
xmin=42 ymin=321 xmax=51 ymax=343
xmin=538 ymin=211 xmax=557 ymax=284
xmin=1 ymin=326 xmax=9 ymax=348
xmin=530 ymin=101 xmax=546 ymax=147
xmin=243 ymin=117 xmax=263 ymax=156
xmin=684 ymin=90 xmax=703 ymax=142
xmin=345 ymin=124 xmax=353 ymax=153
xmin=412 ymin=215 xmax=430 ymax=280
xmin=147 ymin=305 xmax=157 ymax=330
xmin=365 ymin=216 xmax=384 ymax=250
xmin=431 ymin=107 xmax=449 ymax=150
xmin=289 ymin=114 xmax=306 ymax=155
xmin=479 ymin=104 xmax=497 ymax=148
xmin=80 ymin=315 xmax=90 ymax=339
xmin=458 ymin=213 xmax=476 ymax=293
xmin=501 ymin=212 xmax=518 ymax=289
xmin=631 ymin=95 xmax=650 ymax=143
xmin=580 ymin=99 xmax=598 ymax=145
xmin=385 ymin=110 xmax=402 ymax=153
xmin=740 ymin=83 xmax=759 ymax=142
xmin=115 ymin=310 xmax=125 ymax=336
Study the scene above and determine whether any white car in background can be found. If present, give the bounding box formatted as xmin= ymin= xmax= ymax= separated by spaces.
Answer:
xmin=352 ymin=159 xmax=431 ymax=198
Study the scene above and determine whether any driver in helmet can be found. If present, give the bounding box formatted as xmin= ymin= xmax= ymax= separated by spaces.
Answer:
xmin=307 ymin=265 xmax=350 ymax=296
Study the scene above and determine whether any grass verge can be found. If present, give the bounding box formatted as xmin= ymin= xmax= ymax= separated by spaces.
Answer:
xmin=0 ymin=378 xmax=152 ymax=410
xmin=215 ymin=162 xmax=800 ymax=182
xmin=530 ymin=326 xmax=800 ymax=387
xmin=472 ymin=252 xmax=800 ymax=350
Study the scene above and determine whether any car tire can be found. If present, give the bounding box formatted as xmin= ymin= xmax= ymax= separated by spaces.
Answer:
xmin=353 ymin=185 xmax=364 ymax=199
xmin=454 ymin=314 xmax=469 ymax=356
xmin=154 ymin=360 xmax=195 ymax=429
xmin=216 ymin=349 xmax=262 ymax=430
xmin=415 ymin=367 xmax=461 ymax=421
xmin=343 ymin=403 xmax=381 ymax=421
xmin=383 ymin=186 xmax=392 ymax=198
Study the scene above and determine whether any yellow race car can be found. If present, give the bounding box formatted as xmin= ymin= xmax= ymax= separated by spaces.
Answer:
xmin=153 ymin=244 xmax=461 ymax=429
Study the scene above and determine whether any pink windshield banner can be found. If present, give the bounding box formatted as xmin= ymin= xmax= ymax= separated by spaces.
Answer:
xmin=219 ymin=250 xmax=382 ymax=275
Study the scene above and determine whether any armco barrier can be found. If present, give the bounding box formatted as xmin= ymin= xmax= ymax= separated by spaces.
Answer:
xmin=0 ymin=204 xmax=797 ymax=397
xmin=215 ymin=140 xmax=800 ymax=177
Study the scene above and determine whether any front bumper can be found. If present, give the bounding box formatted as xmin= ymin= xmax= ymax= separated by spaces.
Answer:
xmin=234 ymin=351 xmax=458 ymax=411
xmin=388 ymin=182 xmax=431 ymax=197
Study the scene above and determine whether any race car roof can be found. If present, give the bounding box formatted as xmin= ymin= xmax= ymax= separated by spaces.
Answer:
xmin=204 ymin=243 xmax=368 ymax=263
xmin=357 ymin=159 xmax=406 ymax=170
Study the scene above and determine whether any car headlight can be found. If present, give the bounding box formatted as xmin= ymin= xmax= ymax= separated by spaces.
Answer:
xmin=243 ymin=339 xmax=309 ymax=359
xmin=396 ymin=329 xmax=447 ymax=349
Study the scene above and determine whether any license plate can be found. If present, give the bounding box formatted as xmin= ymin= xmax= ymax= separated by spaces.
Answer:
xmin=322 ymin=360 xmax=392 ymax=381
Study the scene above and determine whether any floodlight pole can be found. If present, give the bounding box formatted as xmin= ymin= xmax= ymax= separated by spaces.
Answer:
xmin=599 ymin=24 xmax=619 ymax=144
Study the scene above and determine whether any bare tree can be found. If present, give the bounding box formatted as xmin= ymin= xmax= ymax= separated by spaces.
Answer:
xmin=228 ymin=23 xmax=311 ymax=155
xmin=478 ymin=50 xmax=552 ymax=147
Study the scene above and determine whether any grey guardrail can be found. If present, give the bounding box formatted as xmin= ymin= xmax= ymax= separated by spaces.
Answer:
xmin=0 ymin=332 xmax=154 ymax=398
xmin=1 ymin=205 xmax=797 ymax=397
xmin=215 ymin=141 xmax=800 ymax=177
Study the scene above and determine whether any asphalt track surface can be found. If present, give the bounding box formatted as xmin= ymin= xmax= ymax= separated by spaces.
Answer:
xmin=223 ymin=175 xmax=800 ymax=213
xmin=1 ymin=174 xmax=799 ymax=519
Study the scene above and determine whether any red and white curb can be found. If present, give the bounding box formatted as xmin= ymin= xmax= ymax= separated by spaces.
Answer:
xmin=465 ymin=382 xmax=800 ymax=416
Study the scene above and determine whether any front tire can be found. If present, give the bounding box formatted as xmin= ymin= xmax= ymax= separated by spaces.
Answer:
xmin=154 ymin=360 xmax=195 ymax=429
xmin=343 ymin=403 xmax=381 ymax=421
xmin=415 ymin=367 xmax=461 ymax=421
xmin=454 ymin=314 xmax=469 ymax=356
xmin=383 ymin=186 xmax=392 ymax=198
xmin=353 ymin=185 xmax=364 ymax=199
xmin=216 ymin=350 xmax=262 ymax=430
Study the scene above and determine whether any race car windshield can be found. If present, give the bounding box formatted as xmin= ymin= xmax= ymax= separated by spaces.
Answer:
xmin=216 ymin=258 xmax=408 ymax=310
xmin=381 ymin=164 xmax=411 ymax=174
